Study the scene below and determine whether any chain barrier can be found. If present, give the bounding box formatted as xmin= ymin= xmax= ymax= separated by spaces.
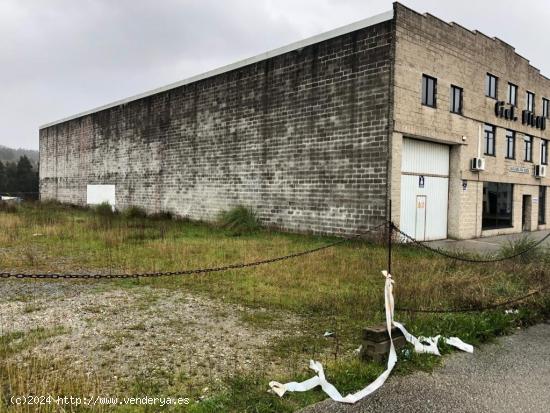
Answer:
xmin=0 ymin=222 xmax=387 ymax=280
xmin=1 ymin=218 xmax=549 ymax=312
xmin=390 ymin=222 xmax=550 ymax=312
xmin=391 ymin=223 xmax=550 ymax=263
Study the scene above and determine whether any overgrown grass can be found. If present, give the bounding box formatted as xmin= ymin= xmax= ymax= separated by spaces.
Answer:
xmin=0 ymin=200 xmax=19 ymax=213
xmin=122 ymin=205 xmax=148 ymax=220
xmin=93 ymin=202 xmax=115 ymax=217
xmin=218 ymin=205 xmax=260 ymax=235
xmin=0 ymin=326 xmax=68 ymax=359
xmin=498 ymin=235 xmax=544 ymax=263
xmin=0 ymin=202 xmax=549 ymax=412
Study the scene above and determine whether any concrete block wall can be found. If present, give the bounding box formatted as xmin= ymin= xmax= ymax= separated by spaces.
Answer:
xmin=40 ymin=20 xmax=394 ymax=236
xmin=389 ymin=131 xmax=402 ymax=225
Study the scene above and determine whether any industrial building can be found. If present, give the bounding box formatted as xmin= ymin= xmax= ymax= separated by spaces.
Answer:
xmin=40 ymin=2 xmax=550 ymax=240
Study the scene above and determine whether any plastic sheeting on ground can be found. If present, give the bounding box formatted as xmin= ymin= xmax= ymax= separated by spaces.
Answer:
xmin=269 ymin=270 xmax=473 ymax=404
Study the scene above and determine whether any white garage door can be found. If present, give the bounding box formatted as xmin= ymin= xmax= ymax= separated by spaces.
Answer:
xmin=400 ymin=139 xmax=449 ymax=241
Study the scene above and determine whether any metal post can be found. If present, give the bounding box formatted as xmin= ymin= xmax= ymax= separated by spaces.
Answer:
xmin=388 ymin=200 xmax=392 ymax=274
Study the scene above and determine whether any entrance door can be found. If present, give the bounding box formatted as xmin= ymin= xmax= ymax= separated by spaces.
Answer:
xmin=415 ymin=195 xmax=427 ymax=241
xmin=522 ymin=195 xmax=532 ymax=231
xmin=400 ymin=138 xmax=450 ymax=241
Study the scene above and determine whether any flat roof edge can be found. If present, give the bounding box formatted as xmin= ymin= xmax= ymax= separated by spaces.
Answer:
xmin=40 ymin=9 xmax=393 ymax=130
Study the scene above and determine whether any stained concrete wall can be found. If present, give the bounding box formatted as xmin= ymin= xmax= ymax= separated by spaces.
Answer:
xmin=40 ymin=20 xmax=394 ymax=236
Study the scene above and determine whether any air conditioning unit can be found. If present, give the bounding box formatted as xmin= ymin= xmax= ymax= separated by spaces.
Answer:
xmin=534 ymin=164 xmax=547 ymax=178
xmin=470 ymin=157 xmax=486 ymax=171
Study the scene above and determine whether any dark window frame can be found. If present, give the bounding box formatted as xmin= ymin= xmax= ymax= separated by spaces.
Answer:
xmin=421 ymin=74 xmax=437 ymax=108
xmin=450 ymin=85 xmax=463 ymax=114
xmin=507 ymin=83 xmax=518 ymax=106
xmin=482 ymin=182 xmax=514 ymax=230
xmin=542 ymin=139 xmax=549 ymax=165
xmin=526 ymin=91 xmax=535 ymax=112
xmin=539 ymin=186 xmax=547 ymax=225
xmin=543 ymin=98 xmax=549 ymax=118
xmin=484 ymin=124 xmax=496 ymax=156
xmin=505 ymin=129 xmax=516 ymax=160
xmin=485 ymin=73 xmax=498 ymax=99
xmin=524 ymin=135 xmax=533 ymax=162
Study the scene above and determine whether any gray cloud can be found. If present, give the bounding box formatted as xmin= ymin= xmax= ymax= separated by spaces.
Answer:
xmin=1 ymin=0 xmax=549 ymax=149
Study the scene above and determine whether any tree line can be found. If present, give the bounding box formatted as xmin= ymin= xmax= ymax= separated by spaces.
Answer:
xmin=0 ymin=156 xmax=39 ymax=199
xmin=0 ymin=145 xmax=39 ymax=164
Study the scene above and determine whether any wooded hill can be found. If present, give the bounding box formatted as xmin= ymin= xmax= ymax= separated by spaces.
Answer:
xmin=0 ymin=145 xmax=39 ymax=165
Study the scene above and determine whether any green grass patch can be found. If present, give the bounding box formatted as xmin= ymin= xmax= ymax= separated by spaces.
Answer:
xmin=0 ymin=202 xmax=549 ymax=412
xmin=0 ymin=326 xmax=68 ymax=359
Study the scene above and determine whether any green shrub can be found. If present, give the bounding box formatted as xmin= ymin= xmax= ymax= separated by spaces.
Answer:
xmin=218 ymin=205 xmax=260 ymax=235
xmin=0 ymin=200 xmax=19 ymax=213
xmin=123 ymin=205 xmax=147 ymax=219
xmin=36 ymin=199 xmax=75 ymax=210
xmin=149 ymin=211 xmax=173 ymax=221
xmin=93 ymin=202 xmax=115 ymax=217
xmin=541 ymin=294 xmax=550 ymax=320
xmin=498 ymin=235 xmax=541 ymax=262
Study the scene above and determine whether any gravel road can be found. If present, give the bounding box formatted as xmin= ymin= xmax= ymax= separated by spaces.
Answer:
xmin=301 ymin=323 xmax=550 ymax=413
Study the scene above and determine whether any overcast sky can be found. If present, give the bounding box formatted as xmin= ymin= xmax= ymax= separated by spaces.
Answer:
xmin=1 ymin=0 xmax=550 ymax=150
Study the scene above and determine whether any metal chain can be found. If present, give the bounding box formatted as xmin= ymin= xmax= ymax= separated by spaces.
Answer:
xmin=2 ymin=217 xmax=548 ymax=314
xmin=392 ymin=223 xmax=550 ymax=263
xmin=0 ymin=222 xmax=387 ymax=280
xmin=391 ymin=222 xmax=550 ymax=312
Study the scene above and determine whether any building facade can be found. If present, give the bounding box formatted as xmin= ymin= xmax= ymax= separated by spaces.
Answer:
xmin=390 ymin=4 xmax=550 ymax=240
xmin=40 ymin=3 xmax=550 ymax=240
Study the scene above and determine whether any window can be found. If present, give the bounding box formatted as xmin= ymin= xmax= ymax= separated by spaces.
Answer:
xmin=422 ymin=74 xmax=437 ymax=107
xmin=507 ymin=83 xmax=518 ymax=106
xmin=543 ymin=98 xmax=549 ymax=118
xmin=485 ymin=73 xmax=498 ymax=98
xmin=539 ymin=186 xmax=547 ymax=225
xmin=482 ymin=182 xmax=513 ymax=229
xmin=450 ymin=85 xmax=463 ymax=114
xmin=542 ymin=139 xmax=549 ymax=165
xmin=526 ymin=91 xmax=535 ymax=112
xmin=524 ymin=135 xmax=533 ymax=162
xmin=505 ymin=130 xmax=516 ymax=159
xmin=484 ymin=124 xmax=496 ymax=156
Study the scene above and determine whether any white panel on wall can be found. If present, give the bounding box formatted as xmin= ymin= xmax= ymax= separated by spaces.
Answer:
xmin=401 ymin=138 xmax=450 ymax=176
xmin=86 ymin=185 xmax=116 ymax=207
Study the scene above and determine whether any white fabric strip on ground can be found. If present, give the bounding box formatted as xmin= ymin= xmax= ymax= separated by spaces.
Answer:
xmin=269 ymin=270 xmax=473 ymax=404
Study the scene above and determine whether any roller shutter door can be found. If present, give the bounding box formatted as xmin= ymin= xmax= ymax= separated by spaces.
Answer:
xmin=400 ymin=138 xmax=449 ymax=241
